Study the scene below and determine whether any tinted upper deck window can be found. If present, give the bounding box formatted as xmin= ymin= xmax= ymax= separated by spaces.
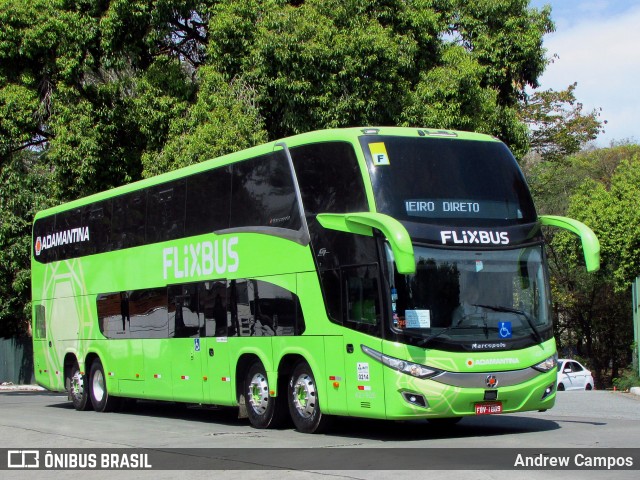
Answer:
xmin=291 ymin=142 xmax=368 ymax=214
xmin=230 ymin=151 xmax=301 ymax=231
xmin=361 ymin=136 xmax=536 ymax=226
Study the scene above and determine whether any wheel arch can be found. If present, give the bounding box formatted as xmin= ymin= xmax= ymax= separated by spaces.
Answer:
xmin=235 ymin=353 xmax=263 ymax=404
xmin=84 ymin=351 xmax=100 ymax=375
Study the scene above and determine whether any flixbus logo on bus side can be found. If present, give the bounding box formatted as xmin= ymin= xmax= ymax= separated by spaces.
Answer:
xmin=163 ymin=237 xmax=239 ymax=280
xmin=440 ymin=230 xmax=509 ymax=245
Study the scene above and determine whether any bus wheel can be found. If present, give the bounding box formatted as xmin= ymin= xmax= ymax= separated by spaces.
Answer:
xmin=89 ymin=358 xmax=120 ymax=413
xmin=67 ymin=362 xmax=92 ymax=411
xmin=244 ymin=362 xmax=286 ymax=429
xmin=288 ymin=361 xmax=330 ymax=434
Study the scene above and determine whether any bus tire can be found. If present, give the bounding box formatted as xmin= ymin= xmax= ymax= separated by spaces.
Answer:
xmin=288 ymin=361 xmax=331 ymax=434
xmin=244 ymin=361 xmax=287 ymax=429
xmin=89 ymin=358 xmax=120 ymax=413
xmin=67 ymin=362 xmax=92 ymax=411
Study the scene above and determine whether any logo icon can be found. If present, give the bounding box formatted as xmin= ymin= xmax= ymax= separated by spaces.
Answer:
xmin=485 ymin=375 xmax=499 ymax=389
xmin=35 ymin=237 xmax=42 ymax=256
xmin=498 ymin=322 xmax=512 ymax=339
xmin=8 ymin=450 xmax=40 ymax=469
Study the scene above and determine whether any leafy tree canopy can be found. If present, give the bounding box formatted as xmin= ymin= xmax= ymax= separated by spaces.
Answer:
xmin=0 ymin=0 xmax=561 ymax=337
xmin=530 ymin=145 xmax=640 ymax=385
xmin=522 ymin=82 xmax=604 ymax=163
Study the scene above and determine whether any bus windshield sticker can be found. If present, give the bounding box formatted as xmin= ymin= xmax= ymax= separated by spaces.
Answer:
xmin=405 ymin=309 xmax=431 ymax=328
xmin=369 ymin=142 xmax=390 ymax=166
xmin=357 ymin=362 xmax=370 ymax=381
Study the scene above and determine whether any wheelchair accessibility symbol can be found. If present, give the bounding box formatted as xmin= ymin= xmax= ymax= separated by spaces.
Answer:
xmin=498 ymin=322 xmax=512 ymax=339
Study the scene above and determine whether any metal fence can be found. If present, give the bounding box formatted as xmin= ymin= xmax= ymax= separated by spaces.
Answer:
xmin=0 ymin=337 xmax=35 ymax=385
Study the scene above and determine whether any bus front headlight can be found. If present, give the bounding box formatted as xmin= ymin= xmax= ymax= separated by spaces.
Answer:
xmin=532 ymin=354 xmax=557 ymax=372
xmin=361 ymin=344 xmax=441 ymax=379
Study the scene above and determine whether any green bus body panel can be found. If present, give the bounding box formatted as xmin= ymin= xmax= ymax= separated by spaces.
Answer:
xmin=31 ymin=232 xmax=317 ymax=396
xmin=33 ymin=127 xmax=567 ymax=424
xmin=539 ymin=215 xmax=601 ymax=272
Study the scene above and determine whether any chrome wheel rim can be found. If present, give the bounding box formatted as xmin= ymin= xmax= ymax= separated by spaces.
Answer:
xmin=248 ymin=372 xmax=269 ymax=415
xmin=92 ymin=368 xmax=105 ymax=403
xmin=70 ymin=370 xmax=85 ymax=401
xmin=292 ymin=373 xmax=316 ymax=419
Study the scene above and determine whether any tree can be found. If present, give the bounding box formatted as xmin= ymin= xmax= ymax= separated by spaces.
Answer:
xmin=521 ymin=83 xmax=604 ymax=163
xmin=533 ymin=146 xmax=640 ymax=386
xmin=0 ymin=0 xmax=555 ymax=336
xmin=141 ymin=68 xmax=268 ymax=177
xmin=204 ymin=0 xmax=552 ymax=159
xmin=0 ymin=152 xmax=54 ymax=337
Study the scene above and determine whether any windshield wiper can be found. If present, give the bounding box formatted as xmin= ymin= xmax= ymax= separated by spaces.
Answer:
xmin=418 ymin=314 xmax=483 ymax=347
xmin=472 ymin=304 xmax=543 ymax=343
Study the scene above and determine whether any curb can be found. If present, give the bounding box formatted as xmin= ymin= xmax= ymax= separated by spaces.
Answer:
xmin=0 ymin=383 xmax=46 ymax=392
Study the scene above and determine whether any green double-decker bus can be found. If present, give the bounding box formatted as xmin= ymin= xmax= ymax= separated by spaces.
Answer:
xmin=31 ymin=127 xmax=599 ymax=433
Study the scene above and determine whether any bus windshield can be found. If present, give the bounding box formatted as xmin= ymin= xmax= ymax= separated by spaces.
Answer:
xmin=387 ymin=244 xmax=551 ymax=347
xmin=361 ymin=136 xmax=537 ymax=225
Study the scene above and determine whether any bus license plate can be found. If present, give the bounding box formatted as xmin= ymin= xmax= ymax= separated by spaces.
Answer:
xmin=475 ymin=402 xmax=502 ymax=415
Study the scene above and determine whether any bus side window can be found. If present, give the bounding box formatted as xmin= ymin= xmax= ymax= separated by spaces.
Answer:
xmin=226 ymin=278 xmax=304 ymax=337
xmin=343 ymin=265 xmax=382 ymax=337
xmin=97 ymin=292 xmax=128 ymax=338
xmin=83 ymin=200 xmax=112 ymax=255
xmin=290 ymin=141 xmax=368 ymax=214
xmin=199 ymin=280 xmax=228 ymax=338
xmin=230 ymin=152 xmax=301 ymax=231
xmin=128 ymin=288 xmax=168 ymax=339
xmin=232 ymin=279 xmax=253 ymax=337
xmin=169 ymin=284 xmax=201 ymax=338
xmin=185 ymin=167 xmax=232 ymax=236
xmin=253 ymin=280 xmax=297 ymax=336
xmin=320 ymin=269 xmax=342 ymax=323
xmin=146 ymin=180 xmax=186 ymax=243
xmin=56 ymin=207 xmax=83 ymax=259
xmin=34 ymin=305 xmax=46 ymax=339
xmin=112 ymin=191 xmax=147 ymax=249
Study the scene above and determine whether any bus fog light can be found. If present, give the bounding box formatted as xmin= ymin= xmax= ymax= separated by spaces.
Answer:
xmin=541 ymin=382 xmax=555 ymax=400
xmin=401 ymin=391 xmax=428 ymax=408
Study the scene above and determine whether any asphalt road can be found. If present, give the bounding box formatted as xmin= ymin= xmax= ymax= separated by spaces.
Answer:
xmin=1 ymin=389 xmax=639 ymax=480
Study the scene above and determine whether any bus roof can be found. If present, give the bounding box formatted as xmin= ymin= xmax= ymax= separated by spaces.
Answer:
xmin=34 ymin=127 xmax=500 ymax=219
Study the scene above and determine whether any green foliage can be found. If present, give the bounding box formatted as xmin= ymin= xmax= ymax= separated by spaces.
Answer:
xmin=522 ymin=83 xmax=604 ymax=163
xmin=142 ymin=68 xmax=268 ymax=176
xmin=533 ymin=146 xmax=640 ymax=387
xmin=0 ymin=152 xmax=54 ymax=338
xmin=551 ymin=150 xmax=640 ymax=291
xmin=0 ymin=0 xmax=557 ymax=336
xmin=612 ymin=369 xmax=640 ymax=392
xmin=203 ymin=0 xmax=553 ymax=153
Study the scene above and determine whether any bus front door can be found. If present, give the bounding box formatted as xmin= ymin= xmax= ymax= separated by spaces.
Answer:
xmin=169 ymin=284 xmax=205 ymax=403
xmin=200 ymin=280 xmax=234 ymax=406
xmin=341 ymin=265 xmax=387 ymax=418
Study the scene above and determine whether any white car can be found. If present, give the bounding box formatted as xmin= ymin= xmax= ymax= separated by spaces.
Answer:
xmin=557 ymin=359 xmax=594 ymax=391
